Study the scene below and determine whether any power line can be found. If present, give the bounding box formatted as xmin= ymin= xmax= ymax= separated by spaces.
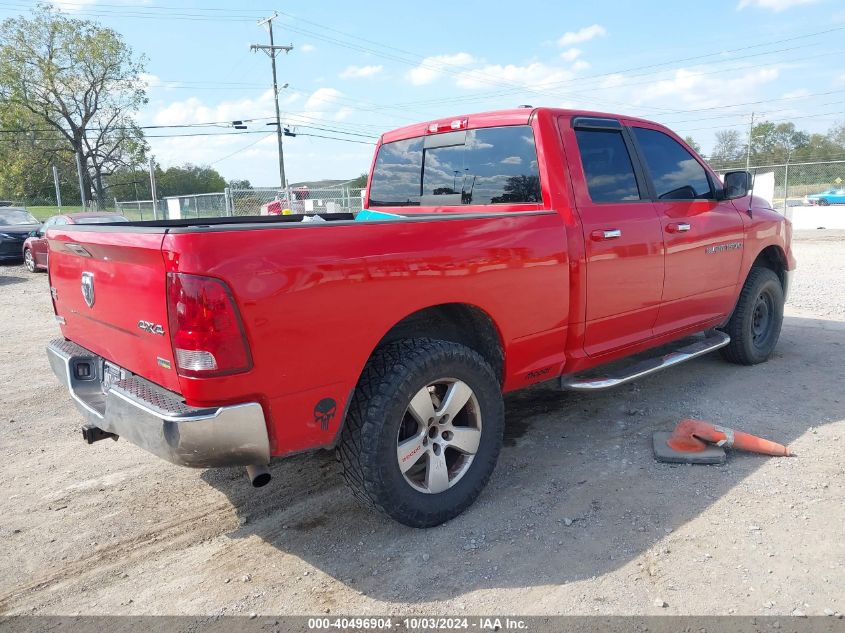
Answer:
xmin=676 ymin=109 xmax=845 ymax=133
xmin=0 ymin=1 xmax=265 ymax=21
xmin=209 ymin=133 xmax=274 ymax=165
xmin=290 ymin=132 xmax=374 ymax=145
xmin=0 ymin=129 xmax=376 ymax=142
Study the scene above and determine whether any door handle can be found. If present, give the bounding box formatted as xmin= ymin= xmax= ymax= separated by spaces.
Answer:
xmin=666 ymin=222 xmax=691 ymax=233
xmin=591 ymin=229 xmax=622 ymax=241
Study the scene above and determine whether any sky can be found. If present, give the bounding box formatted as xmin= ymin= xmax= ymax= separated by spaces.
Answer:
xmin=2 ymin=0 xmax=844 ymax=187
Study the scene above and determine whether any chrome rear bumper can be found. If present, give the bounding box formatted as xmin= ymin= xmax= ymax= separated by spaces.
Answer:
xmin=46 ymin=338 xmax=270 ymax=468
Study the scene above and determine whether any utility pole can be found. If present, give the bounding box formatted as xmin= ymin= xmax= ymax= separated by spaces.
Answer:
xmin=149 ymin=156 xmax=159 ymax=221
xmin=251 ymin=13 xmax=293 ymax=189
xmin=745 ymin=111 xmax=755 ymax=171
xmin=52 ymin=164 xmax=62 ymax=212
xmin=783 ymin=143 xmax=792 ymax=211
xmin=75 ymin=152 xmax=88 ymax=209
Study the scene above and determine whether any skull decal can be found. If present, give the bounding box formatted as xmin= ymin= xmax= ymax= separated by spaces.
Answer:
xmin=314 ymin=398 xmax=337 ymax=431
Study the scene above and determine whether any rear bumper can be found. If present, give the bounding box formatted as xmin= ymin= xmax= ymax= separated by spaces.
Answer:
xmin=46 ymin=338 xmax=270 ymax=468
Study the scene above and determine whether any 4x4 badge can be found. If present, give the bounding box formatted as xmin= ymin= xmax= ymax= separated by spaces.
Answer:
xmin=81 ymin=272 xmax=95 ymax=308
xmin=138 ymin=320 xmax=165 ymax=336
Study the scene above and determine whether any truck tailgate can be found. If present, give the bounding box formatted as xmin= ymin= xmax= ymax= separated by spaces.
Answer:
xmin=48 ymin=228 xmax=180 ymax=392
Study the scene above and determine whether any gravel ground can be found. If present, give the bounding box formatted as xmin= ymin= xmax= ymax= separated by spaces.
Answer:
xmin=1 ymin=231 xmax=843 ymax=617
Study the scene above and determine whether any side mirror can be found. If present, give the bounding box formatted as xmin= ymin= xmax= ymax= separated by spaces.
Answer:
xmin=722 ymin=171 xmax=752 ymax=200
xmin=28 ymin=230 xmax=38 ymax=238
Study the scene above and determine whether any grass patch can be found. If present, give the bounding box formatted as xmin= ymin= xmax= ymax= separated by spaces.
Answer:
xmin=25 ymin=205 xmax=87 ymax=220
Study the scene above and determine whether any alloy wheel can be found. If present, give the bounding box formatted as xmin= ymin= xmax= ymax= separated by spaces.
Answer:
xmin=396 ymin=378 xmax=482 ymax=494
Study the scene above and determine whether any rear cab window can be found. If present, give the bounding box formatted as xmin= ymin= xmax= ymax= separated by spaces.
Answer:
xmin=368 ymin=125 xmax=542 ymax=208
xmin=574 ymin=128 xmax=642 ymax=203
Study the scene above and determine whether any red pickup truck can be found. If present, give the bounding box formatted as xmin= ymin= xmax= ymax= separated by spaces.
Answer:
xmin=46 ymin=108 xmax=794 ymax=527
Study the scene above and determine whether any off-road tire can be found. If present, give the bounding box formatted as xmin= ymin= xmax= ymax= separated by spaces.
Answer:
xmin=336 ymin=338 xmax=504 ymax=528
xmin=720 ymin=266 xmax=784 ymax=365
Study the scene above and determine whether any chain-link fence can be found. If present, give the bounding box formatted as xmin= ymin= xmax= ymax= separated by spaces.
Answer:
xmin=114 ymin=186 xmax=365 ymax=221
xmin=113 ymin=199 xmax=166 ymax=221
xmin=228 ymin=186 xmax=365 ymax=216
xmin=712 ymin=160 xmax=845 ymax=209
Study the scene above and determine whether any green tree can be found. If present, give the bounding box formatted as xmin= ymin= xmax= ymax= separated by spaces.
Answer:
xmin=0 ymin=4 xmax=147 ymax=207
xmin=156 ymin=164 xmax=227 ymax=197
xmin=227 ymin=178 xmax=252 ymax=190
xmin=0 ymin=103 xmax=78 ymax=203
xmin=709 ymin=129 xmax=746 ymax=168
xmin=749 ymin=121 xmax=809 ymax=164
xmin=683 ymin=135 xmax=702 ymax=155
xmin=103 ymin=167 xmax=150 ymax=201
xmin=349 ymin=173 xmax=368 ymax=188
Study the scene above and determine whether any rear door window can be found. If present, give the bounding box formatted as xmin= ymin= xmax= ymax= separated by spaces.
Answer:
xmin=574 ymin=129 xmax=641 ymax=203
xmin=369 ymin=125 xmax=541 ymax=206
xmin=631 ymin=127 xmax=712 ymax=200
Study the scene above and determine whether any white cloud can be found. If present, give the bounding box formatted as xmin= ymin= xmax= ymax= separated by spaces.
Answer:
xmin=780 ymin=88 xmax=811 ymax=99
xmin=406 ymin=52 xmax=476 ymax=86
xmin=50 ymin=0 xmax=95 ymax=9
xmin=334 ymin=106 xmax=353 ymax=121
xmin=455 ymin=62 xmax=575 ymax=90
xmin=138 ymin=73 xmax=162 ymax=91
xmin=339 ymin=64 xmax=384 ymax=80
xmin=572 ymin=60 xmax=590 ymax=71
xmin=300 ymin=43 xmax=316 ymax=53
xmin=304 ymin=87 xmax=343 ymax=111
xmin=737 ymin=0 xmax=819 ymax=10
xmin=625 ymin=66 xmax=780 ymax=111
xmin=560 ymin=48 xmax=582 ymax=62
xmin=52 ymin=0 xmax=150 ymax=10
xmin=153 ymin=90 xmax=280 ymax=126
xmin=557 ymin=24 xmax=606 ymax=47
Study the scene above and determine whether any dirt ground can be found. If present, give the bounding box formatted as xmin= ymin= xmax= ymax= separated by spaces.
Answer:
xmin=1 ymin=231 xmax=843 ymax=617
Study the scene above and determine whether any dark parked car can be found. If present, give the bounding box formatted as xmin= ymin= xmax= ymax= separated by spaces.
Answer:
xmin=0 ymin=208 xmax=41 ymax=263
xmin=23 ymin=212 xmax=128 ymax=272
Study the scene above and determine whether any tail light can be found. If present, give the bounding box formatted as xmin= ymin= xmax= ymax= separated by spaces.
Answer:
xmin=166 ymin=273 xmax=253 ymax=378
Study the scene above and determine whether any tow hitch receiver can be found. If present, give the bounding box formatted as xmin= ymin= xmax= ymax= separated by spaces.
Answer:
xmin=82 ymin=424 xmax=118 ymax=444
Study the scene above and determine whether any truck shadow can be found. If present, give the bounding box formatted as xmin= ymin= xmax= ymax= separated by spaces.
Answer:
xmin=202 ymin=315 xmax=844 ymax=604
xmin=0 ymin=275 xmax=26 ymax=286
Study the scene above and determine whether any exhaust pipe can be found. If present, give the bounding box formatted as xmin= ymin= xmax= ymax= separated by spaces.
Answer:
xmin=246 ymin=464 xmax=271 ymax=488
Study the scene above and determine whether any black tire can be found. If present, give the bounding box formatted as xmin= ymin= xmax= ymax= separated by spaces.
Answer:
xmin=336 ymin=338 xmax=504 ymax=528
xmin=720 ymin=267 xmax=784 ymax=365
xmin=23 ymin=248 xmax=37 ymax=273
xmin=818 ymin=198 xmax=830 ymax=206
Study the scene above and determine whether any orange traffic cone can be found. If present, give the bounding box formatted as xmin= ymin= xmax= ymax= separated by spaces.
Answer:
xmin=668 ymin=419 xmax=792 ymax=456
xmin=653 ymin=419 xmax=793 ymax=464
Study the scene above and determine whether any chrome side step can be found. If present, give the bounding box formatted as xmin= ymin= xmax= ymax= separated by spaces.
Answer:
xmin=560 ymin=330 xmax=731 ymax=391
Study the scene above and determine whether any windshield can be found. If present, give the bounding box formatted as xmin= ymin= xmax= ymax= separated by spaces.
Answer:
xmin=0 ymin=209 xmax=39 ymax=225
xmin=369 ymin=125 xmax=542 ymax=207
xmin=76 ymin=215 xmax=129 ymax=224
